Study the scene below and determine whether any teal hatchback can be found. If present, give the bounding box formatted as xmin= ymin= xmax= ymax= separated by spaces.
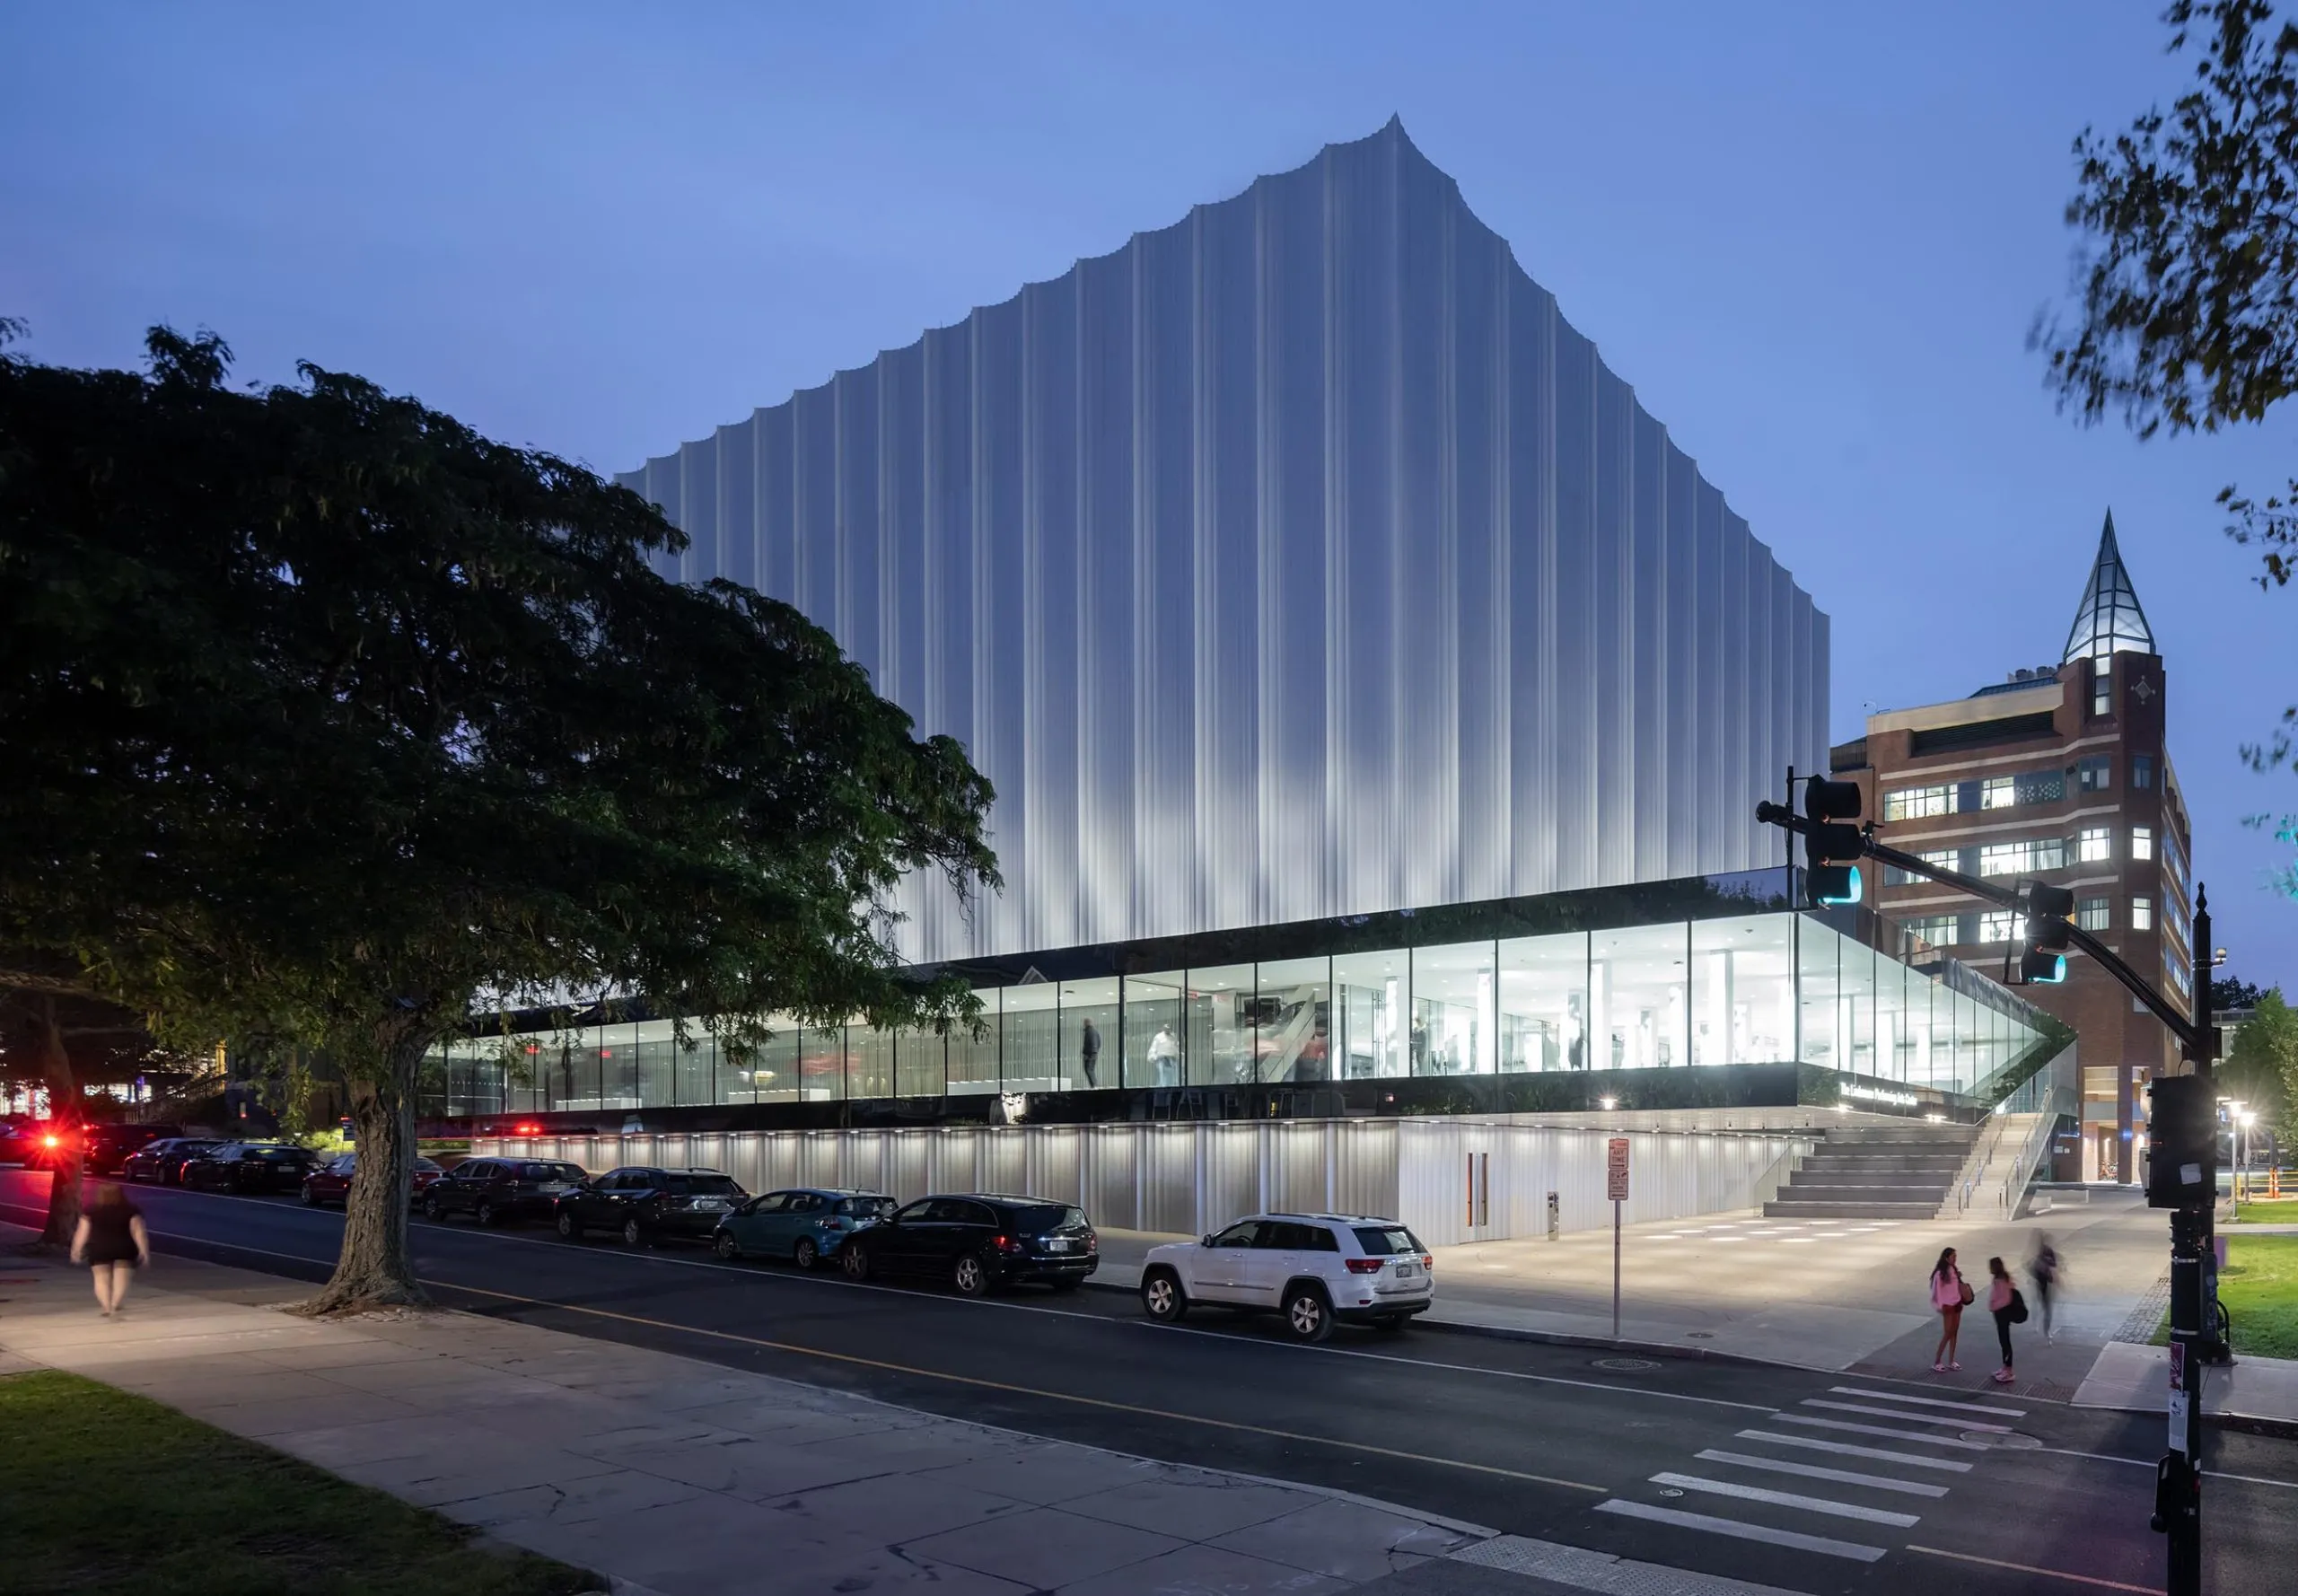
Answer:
xmin=712 ymin=1187 xmax=896 ymax=1269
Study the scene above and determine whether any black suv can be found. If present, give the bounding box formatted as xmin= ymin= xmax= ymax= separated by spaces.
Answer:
xmin=838 ymin=1193 xmax=1097 ymax=1295
xmin=424 ymin=1156 xmax=589 ymax=1226
xmin=553 ymin=1167 xmax=746 ymax=1247
xmin=181 ymin=1142 xmax=319 ymax=1193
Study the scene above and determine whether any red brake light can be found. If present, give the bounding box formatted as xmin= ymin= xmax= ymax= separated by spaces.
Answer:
xmin=40 ymin=1134 xmax=60 ymax=1150
xmin=1345 ymin=1258 xmax=1385 ymax=1275
xmin=513 ymin=1122 xmax=539 ymax=1136
xmin=993 ymin=1233 xmax=1024 ymax=1254
xmin=1422 ymin=1255 xmax=1434 ymax=1268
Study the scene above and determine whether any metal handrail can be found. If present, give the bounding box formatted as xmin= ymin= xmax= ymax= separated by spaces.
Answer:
xmin=1997 ymin=1089 xmax=2074 ymax=1214
xmin=1957 ymin=1113 xmax=2014 ymax=1212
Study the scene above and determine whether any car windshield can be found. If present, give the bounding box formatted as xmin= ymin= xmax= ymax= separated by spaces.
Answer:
xmin=412 ymin=1157 xmax=442 ymax=1172
xmin=520 ymin=1162 xmax=584 ymax=1182
xmin=661 ymin=1174 xmax=741 ymax=1196
xmin=1000 ymin=1204 xmax=1087 ymax=1233
xmin=1352 ymin=1225 xmax=1425 ymax=1257
xmin=837 ymin=1197 xmax=895 ymax=1219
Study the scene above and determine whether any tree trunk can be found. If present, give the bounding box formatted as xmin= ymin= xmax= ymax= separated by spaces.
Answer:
xmin=36 ymin=995 xmax=81 ymax=1249
xmin=298 ymin=1051 xmax=429 ymax=1313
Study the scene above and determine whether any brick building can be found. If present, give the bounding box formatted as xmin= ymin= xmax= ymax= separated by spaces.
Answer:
xmin=1831 ymin=514 xmax=2194 ymax=1180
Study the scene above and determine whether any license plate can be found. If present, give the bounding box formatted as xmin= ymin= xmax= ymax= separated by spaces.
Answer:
xmin=539 ymin=1182 xmax=569 ymax=1194
xmin=695 ymin=1198 xmax=728 ymax=1211
xmin=1393 ymin=1263 xmax=1416 ymax=1277
xmin=1046 ymin=1238 xmax=1071 ymax=1252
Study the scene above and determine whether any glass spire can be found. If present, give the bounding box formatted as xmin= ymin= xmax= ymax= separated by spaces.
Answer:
xmin=2061 ymin=511 xmax=2156 ymax=664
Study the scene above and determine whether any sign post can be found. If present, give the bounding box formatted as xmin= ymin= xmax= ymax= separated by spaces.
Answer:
xmin=1606 ymin=1137 xmax=1630 ymax=1341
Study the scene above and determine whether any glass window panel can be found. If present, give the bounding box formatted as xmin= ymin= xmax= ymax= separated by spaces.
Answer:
xmin=675 ymin=1029 xmax=714 ymax=1107
xmin=797 ymin=1026 xmax=846 ymax=1101
xmin=2078 ymin=827 xmax=2112 ymax=863
xmin=633 ymin=1019 xmax=680 ymax=1108
xmin=1498 ymin=931 xmax=1588 ymax=1073
xmin=2131 ymin=896 xmax=2154 ymax=931
xmin=848 ymin=1024 xmax=895 ymax=1100
xmin=1595 ymin=925 xmax=1689 ymax=1070
xmin=896 ymin=1028 xmax=944 ymax=1098
xmin=1000 ymin=982 xmax=1062 ymax=1091
xmin=1331 ymin=951 xmax=1407 ymax=1080
xmin=539 ymin=1027 xmax=597 ymax=1110
xmin=2131 ymin=826 xmax=2153 ymax=861
xmin=600 ymin=1023 xmax=639 ymax=1109
xmin=2077 ymin=897 xmax=2111 ymax=931
xmin=947 ymin=989 xmax=1000 ymax=1095
xmin=1796 ymin=919 xmax=1842 ymax=1068
xmin=1254 ymin=957 xmax=1331 ymax=1083
xmin=1059 ymin=978 xmax=1119 ymax=1091
xmin=1184 ymin=965 xmax=1255 ymax=1086
xmin=1123 ymin=972 xmax=1186 ymax=1088
xmin=1839 ymin=939 xmax=1878 ymax=1079
xmin=1689 ymin=916 xmax=1794 ymax=1066
xmin=1411 ymin=942 xmax=1495 ymax=1075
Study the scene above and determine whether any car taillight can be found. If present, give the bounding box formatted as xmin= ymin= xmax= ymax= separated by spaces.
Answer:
xmin=993 ymin=1234 xmax=1024 ymax=1255
xmin=1344 ymin=1258 xmax=1385 ymax=1275
xmin=822 ymin=1215 xmax=847 ymax=1230
xmin=1422 ymin=1254 xmax=1434 ymax=1269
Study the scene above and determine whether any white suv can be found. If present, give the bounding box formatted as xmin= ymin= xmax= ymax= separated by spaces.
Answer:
xmin=1138 ymin=1213 xmax=1433 ymax=1342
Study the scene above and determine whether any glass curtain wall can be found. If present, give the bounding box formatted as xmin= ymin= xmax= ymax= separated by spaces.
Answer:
xmin=1060 ymin=979 xmax=1120 ymax=1091
xmin=1255 ymin=957 xmax=1330 ymax=1083
xmin=1413 ymin=943 xmax=1494 ymax=1074
xmin=1186 ymin=965 xmax=1255 ymax=1085
xmin=1333 ymin=951 xmax=1408 ymax=1079
xmin=1498 ymin=932 xmax=1585 ymax=1072
xmin=1123 ymin=972 xmax=1185 ymax=1087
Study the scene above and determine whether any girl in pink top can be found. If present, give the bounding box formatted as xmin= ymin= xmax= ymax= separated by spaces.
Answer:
xmin=1930 ymin=1246 xmax=1968 ymax=1372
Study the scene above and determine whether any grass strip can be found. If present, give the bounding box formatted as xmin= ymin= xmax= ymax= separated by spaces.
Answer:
xmin=0 ymin=1370 xmax=599 ymax=1596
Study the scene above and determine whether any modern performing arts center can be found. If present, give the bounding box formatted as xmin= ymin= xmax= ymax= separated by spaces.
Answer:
xmin=449 ymin=121 xmax=2064 ymax=1245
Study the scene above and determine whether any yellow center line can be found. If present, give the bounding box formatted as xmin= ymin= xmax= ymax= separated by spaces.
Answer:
xmin=434 ymin=1276 xmax=1605 ymax=1495
xmin=1907 ymin=1544 xmax=2162 ymax=1593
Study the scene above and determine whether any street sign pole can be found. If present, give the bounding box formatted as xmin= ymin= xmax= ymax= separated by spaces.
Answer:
xmin=1606 ymin=1136 xmax=1629 ymax=1342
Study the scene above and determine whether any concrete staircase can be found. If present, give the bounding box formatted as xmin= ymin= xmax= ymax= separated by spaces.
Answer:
xmin=1762 ymin=1122 xmax=1980 ymax=1220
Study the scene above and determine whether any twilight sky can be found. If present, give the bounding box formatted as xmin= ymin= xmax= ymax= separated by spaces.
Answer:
xmin=5 ymin=2 xmax=2294 ymax=987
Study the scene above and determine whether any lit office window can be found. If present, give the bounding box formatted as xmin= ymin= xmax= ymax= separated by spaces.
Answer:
xmin=1981 ymin=776 xmax=2016 ymax=810
xmin=1978 ymin=910 xmax=2020 ymax=943
xmin=2078 ymin=826 xmax=2112 ymax=863
xmin=1901 ymin=916 xmax=1961 ymax=947
xmin=2077 ymin=897 xmax=2110 ymax=931
xmin=2131 ymin=896 xmax=2154 ymax=932
xmin=1883 ymin=784 xmax=1957 ymax=821
xmin=2132 ymin=755 xmax=2156 ymax=790
xmin=2131 ymin=825 xmax=2153 ymax=862
xmin=2092 ymin=674 xmax=2111 ymax=717
xmin=1978 ymin=837 xmax=2068 ymax=876
xmin=2076 ymin=756 xmax=2112 ymax=793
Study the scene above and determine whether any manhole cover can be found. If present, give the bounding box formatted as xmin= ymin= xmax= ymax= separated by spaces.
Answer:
xmin=1593 ymin=1357 xmax=1661 ymax=1372
xmin=1964 ymin=1430 xmax=2044 ymax=1449
xmin=1657 ymin=1486 xmax=1685 ymax=1497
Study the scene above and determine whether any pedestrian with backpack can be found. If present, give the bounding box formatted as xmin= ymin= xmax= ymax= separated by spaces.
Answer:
xmin=1930 ymin=1247 xmax=1970 ymax=1372
xmin=1987 ymin=1255 xmax=2028 ymax=1384
xmin=2030 ymin=1234 xmax=2060 ymax=1344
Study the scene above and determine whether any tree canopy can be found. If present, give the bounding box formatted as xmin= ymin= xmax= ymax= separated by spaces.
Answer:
xmin=0 ymin=325 xmax=998 ymax=1305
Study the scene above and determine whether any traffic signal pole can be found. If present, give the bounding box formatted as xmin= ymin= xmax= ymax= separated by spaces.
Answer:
xmin=1756 ymin=802 xmax=2218 ymax=1595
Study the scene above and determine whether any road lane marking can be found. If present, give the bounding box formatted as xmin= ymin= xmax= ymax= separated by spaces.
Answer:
xmin=1593 ymin=1500 xmax=1885 ymax=1563
xmin=1734 ymin=1431 xmax=1972 ymax=1472
xmin=1827 ymin=1385 xmax=2023 ymax=1417
xmin=1694 ymin=1449 xmax=1948 ymax=1498
xmin=1775 ymin=1416 xmax=1991 ymax=1450
xmin=1648 ymin=1471 xmax=1921 ymax=1527
xmin=2025 ymin=1446 xmax=2298 ymax=1491
xmin=1907 ymin=1544 xmax=2162 ymax=1592
xmin=1797 ymin=1399 xmax=2011 ymax=1432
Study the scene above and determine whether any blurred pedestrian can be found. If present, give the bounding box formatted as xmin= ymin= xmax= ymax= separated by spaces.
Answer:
xmin=69 ymin=1183 xmax=150 ymax=1317
xmin=1987 ymin=1255 xmax=2020 ymax=1384
xmin=1930 ymin=1246 xmax=1970 ymax=1372
xmin=2030 ymin=1233 xmax=2060 ymax=1344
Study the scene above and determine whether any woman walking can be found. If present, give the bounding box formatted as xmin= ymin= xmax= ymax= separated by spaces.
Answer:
xmin=69 ymin=1183 xmax=150 ymax=1318
xmin=1987 ymin=1256 xmax=2019 ymax=1384
xmin=1930 ymin=1246 xmax=1970 ymax=1372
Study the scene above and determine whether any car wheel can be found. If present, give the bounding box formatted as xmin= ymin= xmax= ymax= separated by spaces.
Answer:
xmin=952 ymin=1252 xmax=989 ymax=1297
xmin=622 ymin=1215 xmax=646 ymax=1248
xmin=1282 ymin=1284 xmax=1334 ymax=1343
xmin=424 ymin=1197 xmax=445 ymax=1222
xmin=475 ymin=1200 xmax=499 ymax=1227
xmin=556 ymin=1210 xmax=583 ymax=1241
xmin=713 ymin=1232 xmax=741 ymax=1261
xmin=794 ymin=1237 xmax=820 ymax=1271
xmin=1141 ymin=1269 xmax=1188 ymax=1323
xmin=300 ymin=1185 xmax=320 ymax=1207
xmin=841 ymin=1243 xmax=872 ymax=1281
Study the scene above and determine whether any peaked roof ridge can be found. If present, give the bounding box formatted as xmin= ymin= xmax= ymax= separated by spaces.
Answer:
xmin=2062 ymin=508 xmax=2157 ymax=665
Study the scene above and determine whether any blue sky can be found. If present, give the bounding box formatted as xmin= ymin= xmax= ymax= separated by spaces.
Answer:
xmin=5 ymin=2 xmax=2294 ymax=986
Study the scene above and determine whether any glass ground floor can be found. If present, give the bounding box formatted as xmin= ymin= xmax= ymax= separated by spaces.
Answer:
xmin=424 ymin=870 xmax=2060 ymax=1126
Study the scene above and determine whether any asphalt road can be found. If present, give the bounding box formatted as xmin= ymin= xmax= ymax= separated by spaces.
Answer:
xmin=6 ymin=1171 xmax=2293 ymax=1596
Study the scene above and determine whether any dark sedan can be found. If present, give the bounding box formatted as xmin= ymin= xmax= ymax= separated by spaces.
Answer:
xmin=424 ymin=1156 xmax=589 ymax=1226
xmin=554 ymin=1167 xmax=746 ymax=1247
xmin=122 ymin=1137 xmax=225 ymax=1185
xmin=838 ymin=1193 xmax=1097 ymax=1296
xmin=182 ymin=1142 xmax=320 ymax=1194
xmin=301 ymin=1152 xmax=445 ymax=1208
xmin=82 ymin=1123 xmax=182 ymax=1177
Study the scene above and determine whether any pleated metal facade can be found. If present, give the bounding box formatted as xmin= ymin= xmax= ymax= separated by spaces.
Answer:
xmin=620 ymin=119 xmax=1829 ymax=966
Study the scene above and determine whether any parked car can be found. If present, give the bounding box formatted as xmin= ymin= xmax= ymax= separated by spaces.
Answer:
xmin=836 ymin=1193 xmax=1097 ymax=1295
xmin=122 ymin=1137 xmax=226 ymax=1185
xmin=0 ymin=1118 xmax=57 ymax=1166
xmin=424 ymin=1156 xmax=589 ymax=1226
xmin=181 ymin=1142 xmax=321 ymax=1194
xmin=301 ymin=1152 xmax=446 ymax=1209
xmin=710 ymin=1187 xmax=894 ymax=1267
xmin=1137 ymin=1213 xmax=1432 ymax=1342
xmin=81 ymin=1123 xmax=182 ymax=1177
xmin=553 ymin=1167 xmax=747 ymax=1247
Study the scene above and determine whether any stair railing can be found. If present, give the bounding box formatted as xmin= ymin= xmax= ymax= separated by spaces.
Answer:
xmin=1955 ymin=1113 xmax=2013 ymax=1213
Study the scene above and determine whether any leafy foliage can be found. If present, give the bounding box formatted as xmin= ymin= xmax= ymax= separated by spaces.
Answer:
xmin=0 ymin=327 xmax=998 ymax=1303
xmin=2224 ymin=987 xmax=2298 ymax=1138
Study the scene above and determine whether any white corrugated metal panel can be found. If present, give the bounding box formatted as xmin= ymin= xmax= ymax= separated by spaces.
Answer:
xmin=1142 ymin=1127 xmax=1197 ymax=1234
xmin=1331 ymin=1121 xmax=1400 ymax=1221
xmin=1268 ymin=1122 xmax=1329 ymax=1215
xmin=1202 ymin=1124 xmax=1261 ymax=1228
xmin=1085 ymin=1127 xmax=1138 ymax=1230
xmin=890 ymin=1131 xmax=931 ymax=1203
xmin=980 ymin=1128 xmax=1025 ymax=1196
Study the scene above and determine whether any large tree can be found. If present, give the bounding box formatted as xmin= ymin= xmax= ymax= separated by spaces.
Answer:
xmin=0 ymin=325 xmax=997 ymax=1309
xmin=2041 ymin=0 xmax=2298 ymax=887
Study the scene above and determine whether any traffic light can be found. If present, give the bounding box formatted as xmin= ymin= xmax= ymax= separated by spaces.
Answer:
xmin=2147 ymin=1074 xmax=2216 ymax=1209
xmin=1801 ymin=776 xmax=1864 ymax=908
xmin=2021 ymin=883 xmax=2075 ymax=984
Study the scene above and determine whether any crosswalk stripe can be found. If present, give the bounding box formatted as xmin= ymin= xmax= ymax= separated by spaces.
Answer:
xmin=1594 ymin=1498 xmax=1886 ymax=1563
xmin=1651 ymin=1471 xmax=1922 ymax=1527
xmin=1800 ymin=1399 xmax=2011 ymax=1432
xmin=1776 ymin=1415 xmax=1992 ymax=1450
xmin=1735 ymin=1430 xmax=1973 ymax=1473
xmin=1829 ymin=1385 xmax=2023 ymax=1417
xmin=1696 ymin=1449 xmax=1949 ymax=1498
